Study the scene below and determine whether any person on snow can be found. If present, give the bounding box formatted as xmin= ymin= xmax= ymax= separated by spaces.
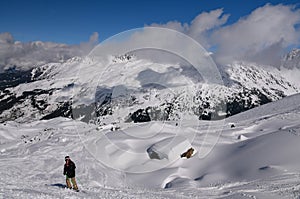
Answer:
xmin=63 ymin=156 xmax=78 ymax=191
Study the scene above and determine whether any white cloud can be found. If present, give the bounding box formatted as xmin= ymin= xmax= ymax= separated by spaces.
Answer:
xmin=149 ymin=4 xmax=300 ymax=66
xmin=149 ymin=9 xmax=229 ymax=49
xmin=150 ymin=21 xmax=188 ymax=33
xmin=0 ymin=32 xmax=99 ymax=71
xmin=187 ymin=9 xmax=229 ymax=47
xmin=103 ymin=9 xmax=229 ymax=66
xmin=212 ymin=4 xmax=300 ymax=65
xmin=89 ymin=27 xmax=223 ymax=84
xmin=93 ymin=4 xmax=299 ymax=68
xmin=79 ymin=32 xmax=99 ymax=54
xmin=0 ymin=32 xmax=14 ymax=44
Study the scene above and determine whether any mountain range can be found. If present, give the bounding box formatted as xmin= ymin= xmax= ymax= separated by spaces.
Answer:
xmin=0 ymin=50 xmax=299 ymax=125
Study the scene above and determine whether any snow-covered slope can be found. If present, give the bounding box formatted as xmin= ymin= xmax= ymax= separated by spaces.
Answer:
xmin=1 ymin=93 xmax=300 ymax=198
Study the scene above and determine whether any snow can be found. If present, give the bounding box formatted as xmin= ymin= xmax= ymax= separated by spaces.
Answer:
xmin=280 ymin=67 xmax=300 ymax=89
xmin=1 ymin=93 xmax=300 ymax=198
xmin=237 ymin=134 xmax=248 ymax=141
xmin=227 ymin=61 xmax=299 ymax=97
xmin=1 ymin=47 xmax=300 ymax=198
xmin=147 ymin=136 xmax=196 ymax=161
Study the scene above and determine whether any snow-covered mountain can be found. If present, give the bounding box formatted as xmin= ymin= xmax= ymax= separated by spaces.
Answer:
xmin=0 ymin=32 xmax=98 ymax=72
xmin=280 ymin=48 xmax=300 ymax=88
xmin=0 ymin=54 xmax=299 ymax=124
xmin=282 ymin=49 xmax=300 ymax=69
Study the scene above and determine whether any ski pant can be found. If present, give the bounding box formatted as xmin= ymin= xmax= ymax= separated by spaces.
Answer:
xmin=66 ymin=176 xmax=78 ymax=190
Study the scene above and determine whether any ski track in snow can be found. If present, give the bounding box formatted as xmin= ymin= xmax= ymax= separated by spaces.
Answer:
xmin=1 ymin=94 xmax=300 ymax=198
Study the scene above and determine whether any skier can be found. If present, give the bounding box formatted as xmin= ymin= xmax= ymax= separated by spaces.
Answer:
xmin=63 ymin=156 xmax=78 ymax=191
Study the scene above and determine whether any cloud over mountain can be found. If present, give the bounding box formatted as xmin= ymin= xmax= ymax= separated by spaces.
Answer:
xmin=212 ymin=4 xmax=300 ymax=66
xmin=0 ymin=32 xmax=99 ymax=71
xmin=150 ymin=4 xmax=300 ymax=66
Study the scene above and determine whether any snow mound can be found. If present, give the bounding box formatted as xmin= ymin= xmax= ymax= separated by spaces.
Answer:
xmin=147 ymin=136 xmax=196 ymax=161
xmin=237 ymin=134 xmax=248 ymax=141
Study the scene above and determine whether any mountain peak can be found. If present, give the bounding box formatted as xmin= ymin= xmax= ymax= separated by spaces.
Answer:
xmin=282 ymin=48 xmax=300 ymax=69
xmin=284 ymin=49 xmax=300 ymax=61
xmin=112 ymin=54 xmax=136 ymax=63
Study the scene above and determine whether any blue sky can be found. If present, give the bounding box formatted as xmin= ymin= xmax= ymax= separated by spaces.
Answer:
xmin=1 ymin=0 xmax=299 ymax=44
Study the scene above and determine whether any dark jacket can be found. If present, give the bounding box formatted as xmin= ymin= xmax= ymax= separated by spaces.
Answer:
xmin=63 ymin=160 xmax=76 ymax=178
